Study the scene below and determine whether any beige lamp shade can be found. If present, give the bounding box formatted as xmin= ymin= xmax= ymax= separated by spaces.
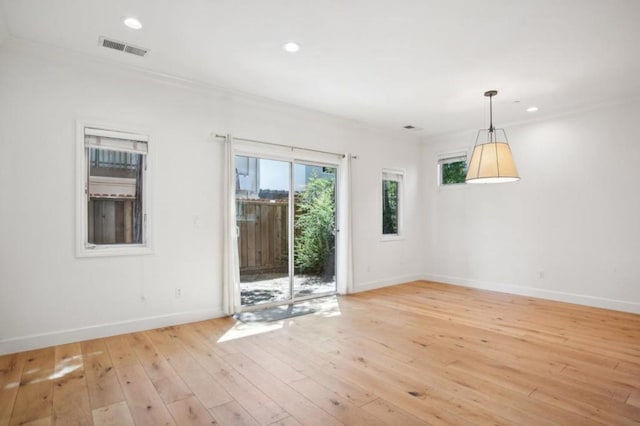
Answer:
xmin=465 ymin=141 xmax=520 ymax=184
xmin=466 ymin=90 xmax=520 ymax=184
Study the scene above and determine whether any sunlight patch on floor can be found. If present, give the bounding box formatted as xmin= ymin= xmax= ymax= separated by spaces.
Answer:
xmin=49 ymin=363 xmax=81 ymax=380
xmin=217 ymin=295 xmax=342 ymax=343
xmin=217 ymin=321 xmax=284 ymax=343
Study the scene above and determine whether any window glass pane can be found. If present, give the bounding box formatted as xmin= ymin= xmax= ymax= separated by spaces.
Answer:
xmin=235 ymin=155 xmax=290 ymax=306
xmin=294 ymin=163 xmax=337 ymax=299
xmin=236 ymin=156 xmax=250 ymax=176
xmin=382 ymin=180 xmax=399 ymax=235
xmin=87 ymin=147 xmax=144 ymax=244
xmin=441 ymin=159 xmax=467 ymax=185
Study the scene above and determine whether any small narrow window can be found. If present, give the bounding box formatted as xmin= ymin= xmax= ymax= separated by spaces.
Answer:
xmin=382 ymin=170 xmax=403 ymax=236
xmin=439 ymin=154 xmax=468 ymax=186
xmin=78 ymin=126 xmax=149 ymax=255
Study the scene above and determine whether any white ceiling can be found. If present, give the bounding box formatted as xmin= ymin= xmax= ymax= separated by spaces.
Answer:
xmin=1 ymin=0 xmax=640 ymax=136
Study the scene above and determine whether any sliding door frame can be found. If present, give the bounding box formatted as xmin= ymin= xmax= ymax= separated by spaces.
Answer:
xmin=234 ymin=147 xmax=340 ymax=312
xmin=292 ymin=158 xmax=340 ymax=303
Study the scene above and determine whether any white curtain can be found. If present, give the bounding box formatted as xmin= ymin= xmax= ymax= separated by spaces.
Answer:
xmin=222 ymin=135 xmax=241 ymax=315
xmin=336 ymin=153 xmax=354 ymax=294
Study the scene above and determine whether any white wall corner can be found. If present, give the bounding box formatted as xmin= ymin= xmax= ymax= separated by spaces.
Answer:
xmin=422 ymin=274 xmax=640 ymax=315
xmin=0 ymin=308 xmax=227 ymax=356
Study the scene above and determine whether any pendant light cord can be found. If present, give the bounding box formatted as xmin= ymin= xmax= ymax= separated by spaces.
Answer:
xmin=489 ymin=94 xmax=494 ymax=132
xmin=487 ymin=92 xmax=496 ymax=143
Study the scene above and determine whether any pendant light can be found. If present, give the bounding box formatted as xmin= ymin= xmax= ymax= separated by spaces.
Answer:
xmin=465 ymin=90 xmax=520 ymax=183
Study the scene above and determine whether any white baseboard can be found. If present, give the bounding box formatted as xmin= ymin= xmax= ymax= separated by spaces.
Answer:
xmin=352 ymin=274 xmax=425 ymax=293
xmin=423 ymin=273 xmax=640 ymax=314
xmin=0 ymin=308 xmax=226 ymax=356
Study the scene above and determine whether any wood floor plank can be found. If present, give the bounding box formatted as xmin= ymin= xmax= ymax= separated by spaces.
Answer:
xmin=444 ymin=359 xmax=601 ymax=426
xmin=530 ymin=386 xmax=640 ymax=425
xmin=81 ymin=339 xmax=124 ymax=410
xmin=628 ymin=391 xmax=640 ymax=408
xmin=259 ymin=332 xmax=465 ymax=425
xmin=126 ymin=332 xmax=193 ymax=404
xmin=0 ymin=353 xmax=26 ymax=426
xmin=2 ymin=280 xmax=639 ymax=425
xmin=145 ymin=328 xmax=233 ymax=409
xmin=223 ymin=337 xmax=305 ymax=384
xmin=166 ymin=396 xmax=217 ymax=425
xmin=104 ymin=336 xmax=138 ymax=369
xmin=278 ymin=321 xmax=510 ymax=425
xmin=187 ymin=320 xmax=240 ymax=358
xmin=296 ymin=365 xmax=377 ymax=408
xmin=16 ymin=348 xmax=55 ymax=386
xmin=321 ymin=341 xmax=509 ymax=425
xmin=220 ymin=353 xmax=342 ymax=426
xmin=51 ymin=343 xmax=92 ymax=425
xmin=266 ymin=417 xmax=302 ymax=426
xmin=172 ymin=327 xmax=289 ymax=425
xmin=558 ymin=364 xmax=633 ymax=402
xmin=18 ymin=417 xmax=51 ymax=426
xmin=209 ymin=401 xmax=258 ymax=426
xmin=91 ymin=401 xmax=135 ymax=426
xmin=288 ymin=376 xmax=385 ymax=425
xmin=9 ymin=348 xmax=54 ymax=426
xmin=248 ymin=326 xmax=378 ymax=408
xmin=113 ymin=363 xmax=176 ymax=426
xmin=9 ymin=381 xmax=53 ymax=426
xmin=360 ymin=398 xmax=427 ymax=426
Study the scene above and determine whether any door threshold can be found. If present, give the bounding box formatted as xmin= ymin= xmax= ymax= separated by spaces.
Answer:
xmin=238 ymin=292 xmax=337 ymax=313
xmin=234 ymin=304 xmax=315 ymax=323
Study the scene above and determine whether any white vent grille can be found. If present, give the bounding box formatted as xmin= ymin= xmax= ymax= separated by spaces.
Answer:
xmin=102 ymin=38 xmax=125 ymax=51
xmin=124 ymin=45 xmax=147 ymax=57
xmin=99 ymin=37 xmax=149 ymax=57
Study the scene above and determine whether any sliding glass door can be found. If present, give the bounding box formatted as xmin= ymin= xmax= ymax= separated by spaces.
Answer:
xmin=235 ymin=155 xmax=337 ymax=309
xmin=293 ymin=163 xmax=337 ymax=298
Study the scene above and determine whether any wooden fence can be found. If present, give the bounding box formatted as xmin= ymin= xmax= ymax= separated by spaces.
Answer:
xmin=237 ymin=199 xmax=288 ymax=274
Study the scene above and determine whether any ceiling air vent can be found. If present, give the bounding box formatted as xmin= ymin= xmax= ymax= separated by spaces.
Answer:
xmin=124 ymin=45 xmax=148 ymax=57
xmin=99 ymin=36 xmax=149 ymax=57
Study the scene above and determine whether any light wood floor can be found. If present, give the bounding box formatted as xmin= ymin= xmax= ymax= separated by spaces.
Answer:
xmin=1 ymin=281 xmax=639 ymax=425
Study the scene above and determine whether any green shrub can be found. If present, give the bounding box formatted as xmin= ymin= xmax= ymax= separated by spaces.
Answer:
xmin=294 ymin=176 xmax=335 ymax=274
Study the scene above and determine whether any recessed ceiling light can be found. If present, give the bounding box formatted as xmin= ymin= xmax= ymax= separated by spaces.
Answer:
xmin=124 ymin=17 xmax=142 ymax=30
xmin=526 ymin=106 xmax=539 ymax=112
xmin=282 ymin=42 xmax=300 ymax=53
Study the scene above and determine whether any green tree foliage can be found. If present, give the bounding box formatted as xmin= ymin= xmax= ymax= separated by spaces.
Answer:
xmin=442 ymin=161 xmax=467 ymax=184
xmin=382 ymin=180 xmax=398 ymax=234
xmin=294 ymin=177 xmax=335 ymax=274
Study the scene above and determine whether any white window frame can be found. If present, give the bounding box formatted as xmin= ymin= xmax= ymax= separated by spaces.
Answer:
xmin=438 ymin=151 xmax=468 ymax=189
xmin=381 ymin=168 xmax=404 ymax=241
xmin=75 ymin=121 xmax=152 ymax=257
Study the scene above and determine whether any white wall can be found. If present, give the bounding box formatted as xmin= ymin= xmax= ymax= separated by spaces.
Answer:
xmin=0 ymin=38 xmax=424 ymax=354
xmin=0 ymin=5 xmax=8 ymax=46
xmin=7 ymin=32 xmax=635 ymax=357
xmin=422 ymin=99 xmax=640 ymax=313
